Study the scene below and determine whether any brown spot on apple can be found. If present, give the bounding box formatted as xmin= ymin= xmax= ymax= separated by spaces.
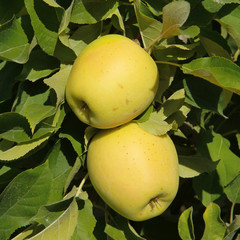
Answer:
xmin=126 ymin=99 xmax=130 ymax=104
xmin=113 ymin=107 xmax=119 ymax=111
xmin=118 ymin=83 xmax=124 ymax=89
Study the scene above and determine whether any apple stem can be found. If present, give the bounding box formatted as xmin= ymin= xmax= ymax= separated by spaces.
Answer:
xmin=76 ymin=173 xmax=89 ymax=197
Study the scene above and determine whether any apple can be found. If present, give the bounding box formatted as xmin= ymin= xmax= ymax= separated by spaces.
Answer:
xmin=87 ymin=122 xmax=179 ymax=221
xmin=65 ymin=34 xmax=159 ymax=129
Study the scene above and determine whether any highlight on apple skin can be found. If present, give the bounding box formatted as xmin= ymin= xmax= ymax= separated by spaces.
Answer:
xmin=87 ymin=122 xmax=179 ymax=221
xmin=65 ymin=34 xmax=159 ymax=129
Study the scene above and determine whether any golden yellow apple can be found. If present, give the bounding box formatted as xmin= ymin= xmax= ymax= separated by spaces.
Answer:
xmin=66 ymin=34 xmax=159 ymax=129
xmin=87 ymin=122 xmax=179 ymax=221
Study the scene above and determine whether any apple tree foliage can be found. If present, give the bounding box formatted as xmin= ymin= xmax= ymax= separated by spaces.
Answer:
xmin=0 ymin=0 xmax=240 ymax=239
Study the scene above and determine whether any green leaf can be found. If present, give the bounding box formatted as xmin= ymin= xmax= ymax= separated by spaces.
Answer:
xmin=134 ymin=0 xmax=162 ymax=48
xmin=179 ymin=25 xmax=200 ymax=39
xmin=0 ymin=18 xmax=30 ymax=63
xmin=202 ymin=0 xmax=240 ymax=13
xmin=162 ymin=1 xmax=191 ymax=39
xmin=0 ymin=0 xmax=24 ymax=25
xmin=29 ymin=198 xmax=78 ymax=240
xmin=153 ymin=43 xmax=198 ymax=61
xmin=137 ymin=111 xmax=173 ymax=136
xmin=47 ymin=140 xmax=73 ymax=203
xmin=183 ymin=76 xmax=232 ymax=117
xmin=105 ymin=216 xmax=145 ymax=240
xmin=182 ymin=56 xmax=240 ymax=95
xmin=25 ymin=0 xmax=59 ymax=55
xmin=44 ymin=64 xmax=72 ymax=106
xmin=25 ymin=104 xmax=56 ymax=133
xmin=158 ymin=89 xmax=185 ymax=120
xmin=179 ymin=154 xmax=218 ymax=178
xmin=224 ymin=173 xmax=240 ymax=204
xmin=13 ymin=81 xmax=51 ymax=116
xmin=18 ymin=50 xmax=59 ymax=82
xmin=59 ymin=113 xmax=85 ymax=157
xmin=178 ymin=207 xmax=195 ymax=240
xmin=199 ymin=29 xmax=231 ymax=59
xmin=71 ymin=199 xmax=97 ymax=240
xmin=193 ymin=171 xmax=223 ymax=207
xmin=0 ymin=135 xmax=49 ymax=161
xmin=198 ymin=129 xmax=240 ymax=188
xmin=0 ymin=112 xmax=32 ymax=143
xmin=201 ymin=202 xmax=226 ymax=240
xmin=70 ymin=0 xmax=118 ymax=24
xmin=217 ymin=5 xmax=240 ymax=49
xmin=0 ymin=162 xmax=51 ymax=240
xmin=68 ymin=23 xmax=101 ymax=56
xmin=0 ymin=61 xmax=22 ymax=102
xmin=225 ymin=215 xmax=240 ymax=240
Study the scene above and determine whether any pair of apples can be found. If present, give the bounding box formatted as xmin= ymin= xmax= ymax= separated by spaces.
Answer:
xmin=66 ymin=34 xmax=179 ymax=221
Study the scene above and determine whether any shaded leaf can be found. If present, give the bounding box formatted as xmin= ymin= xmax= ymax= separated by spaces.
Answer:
xmin=224 ymin=172 xmax=240 ymax=204
xmin=179 ymin=154 xmax=218 ymax=178
xmin=0 ymin=0 xmax=24 ymax=25
xmin=193 ymin=171 xmax=223 ymax=207
xmin=178 ymin=207 xmax=195 ymax=240
xmin=18 ymin=50 xmax=59 ymax=82
xmin=183 ymin=76 xmax=232 ymax=117
xmin=0 ymin=112 xmax=31 ymax=142
xmin=0 ymin=61 xmax=22 ymax=102
xmin=224 ymin=215 xmax=240 ymax=240
xmin=202 ymin=202 xmax=226 ymax=240
xmin=0 ymin=162 xmax=51 ymax=240
xmin=70 ymin=0 xmax=118 ymax=24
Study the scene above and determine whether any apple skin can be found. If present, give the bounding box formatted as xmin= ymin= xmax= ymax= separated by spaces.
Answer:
xmin=87 ymin=122 xmax=179 ymax=221
xmin=65 ymin=34 xmax=159 ymax=129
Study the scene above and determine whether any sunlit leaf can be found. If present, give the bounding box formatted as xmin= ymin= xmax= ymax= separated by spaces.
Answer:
xmin=29 ymin=198 xmax=78 ymax=240
xmin=0 ymin=162 xmax=51 ymax=240
xmin=0 ymin=18 xmax=30 ymax=63
xmin=0 ymin=135 xmax=49 ymax=161
xmin=44 ymin=64 xmax=72 ymax=106
xmin=71 ymin=199 xmax=97 ymax=240
xmin=138 ymin=111 xmax=172 ymax=136
xmin=162 ymin=1 xmax=191 ymax=39
xmin=178 ymin=207 xmax=195 ymax=240
xmin=202 ymin=202 xmax=226 ymax=240
xmin=25 ymin=0 xmax=59 ymax=55
xmin=182 ymin=56 xmax=240 ymax=95
xmin=134 ymin=0 xmax=162 ymax=48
